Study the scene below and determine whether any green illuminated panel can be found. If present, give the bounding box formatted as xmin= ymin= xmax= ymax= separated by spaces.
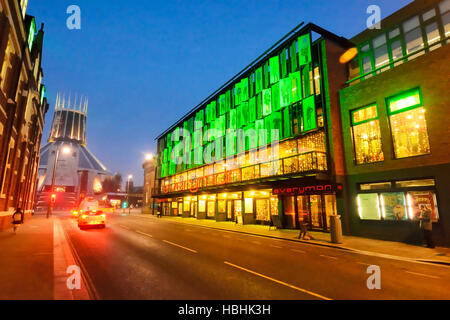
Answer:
xmin=282 ymin=106 xmax=291 ymax=138
xmin=262 ymin=89 xmax=272 ymax=116
xmin=290 ymin=41 xmax=298 ymax=72
xmin=298 ymin=34 xmax=311 ymax=66
xmin=219 ymin=94 xmax=226 ymax=115
xmin=225 ymin=130 xmax=236 ymax=157
xmin=302 ymin=65 xmax=311 ymax=97
xmin=256 ymin=93 xmax=263 ymax=119
xmin=229 ymin=109 xmax=237 ymax=130
xmin=218 ymin=114 xmax=226 ymax=136
xmin=225 ymin=90 xmax=232 ymax=111
xmin=290 ymin=71 xmax=302 ymax=103
xmin=249 ymin=74 xmax=254 ymax=98
xmin=249 ymin=96 xmax=256 ymax=122
xmin=269 ymin=56 xmax=280 ymax=84
xmin=271 ymin=111 xmax=282 ymax=143
xmin=255 ymin=119 xmax=265 ymax=147
xmin=302 ymin=95 xmax=316 ymax=131
xmin=264 ymin=61 xmax=269 ymax=89
xmin=281 ymin=49 xmax=288 ymax=79
xmin=28 ymin=18 xmax=36 ymax=51
xmin=194 ymin=147 xmax=203 ymax=165
xmin=271 ymin=82 xmax=280 ymax=111
xmin=241 ymin=78 xmax=249 ymax=102
xmin=236 ymin=104 xmax=243 ymax=128
xmin=244 ymin=124 xmax=256 ymax=151
xmin=255 ymin=67 xmax=263 ymax=94
xmin=280 ymin=77 xmax=292 ymax=108
xmin=235 ymin=82 xmax=242 ymax=106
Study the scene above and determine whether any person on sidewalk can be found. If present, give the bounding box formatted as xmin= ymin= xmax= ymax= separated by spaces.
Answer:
xmin=12 ymin=208 xmax=24 ymax=231
xmin=298 ymin=215 xmax=314 ymax=240
xmin=418 ymin=204 xmax=435 ymax=248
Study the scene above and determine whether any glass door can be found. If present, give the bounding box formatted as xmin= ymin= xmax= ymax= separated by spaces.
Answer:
xmin=234 ymin=200 xmax=243 ymax=224
xmin=310 ymin=195 xmax=323 ymax=228
xmin=296 ymin=195 xmax=309 ymax=227
xmin=227 ymin=200 xmax=233 ymax=220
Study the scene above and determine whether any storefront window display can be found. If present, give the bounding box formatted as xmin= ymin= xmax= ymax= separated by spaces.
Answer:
xmin=357 ymin=178 xmax=439 ymax=222
xmin=351 ymin=104 xmax=384 ymax=164
xmin=388 ymin=88 xmax=430 ymax=159
xmin=256 ymin=199 xmax=270 ymax=221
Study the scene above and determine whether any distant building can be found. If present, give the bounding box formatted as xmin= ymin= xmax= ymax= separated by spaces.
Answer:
xmin=0 ymin=0 xmax=49 ymax=226
xmin=36 ymin=93 xmax=111 ymax=209
xmin=142 ymin=157 xmax=156 ymax=213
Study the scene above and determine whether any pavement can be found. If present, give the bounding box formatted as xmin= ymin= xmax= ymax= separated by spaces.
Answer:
xmin=137 ymin=214 xmax=450 ymax=266
xmin=0 ymin=211 xmax=449 ymax=300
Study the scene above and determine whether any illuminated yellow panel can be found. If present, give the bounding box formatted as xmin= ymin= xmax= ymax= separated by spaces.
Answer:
xmin=388 ymin=89 xmax=421 ymax=113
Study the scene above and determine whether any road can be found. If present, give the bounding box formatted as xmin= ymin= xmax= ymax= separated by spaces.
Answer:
xmin=58 ymin=212 xmax=450 ymax=300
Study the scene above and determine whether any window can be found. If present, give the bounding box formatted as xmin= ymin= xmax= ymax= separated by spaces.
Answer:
xmin=351 ymin=105 xmax=384 ymax=164
xmin=360 ymin=182 xmax=392 ymax=191
xmin=357 ymin=193 xmax=381 ymax=220
xmin=425 ymin=22 xmax=441 ymax=50
xmin=387 ymin=88 xmax=430 ymax=158
xmin=372 ymin=34 xmax=390 ymax=72
xmin=403 ymin=16 xmax=425 ymax=59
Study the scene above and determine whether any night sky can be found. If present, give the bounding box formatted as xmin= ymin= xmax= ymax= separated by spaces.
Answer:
xmin=27 ymin=0 xmax=412 ymax=186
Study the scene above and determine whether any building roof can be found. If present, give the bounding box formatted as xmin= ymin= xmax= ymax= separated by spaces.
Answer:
xmin=39 ymin=140 xmax=109 ymax=173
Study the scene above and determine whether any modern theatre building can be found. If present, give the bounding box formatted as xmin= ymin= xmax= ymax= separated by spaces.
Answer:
xmin=151 ymin=0 xmax=450 ymax=245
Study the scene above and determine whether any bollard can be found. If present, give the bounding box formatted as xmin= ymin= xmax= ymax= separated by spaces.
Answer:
xmin=330 ymin=215 xmax=343 ymax=244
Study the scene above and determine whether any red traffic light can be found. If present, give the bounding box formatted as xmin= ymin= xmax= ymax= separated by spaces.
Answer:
xmin=51 ymin=194 xmax=56 ymax=203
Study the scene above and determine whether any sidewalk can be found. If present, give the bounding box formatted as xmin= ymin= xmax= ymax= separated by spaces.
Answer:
xmin=136 ymin=214 xmax=450 ymax=266
xmin=0 ymin=215 xmax=90 ymax=300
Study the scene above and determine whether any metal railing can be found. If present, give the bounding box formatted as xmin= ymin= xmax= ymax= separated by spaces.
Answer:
xmin=154 ymin=151 xmax=328 ymax=195
xmin=346 ymin=36 xmax=449 ymax=86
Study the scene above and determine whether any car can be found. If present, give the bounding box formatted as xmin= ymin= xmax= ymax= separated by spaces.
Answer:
xmin=78 ymin=210 xmax=106 ymax=229
xmin=79 ymin=197 xmax=99 ymax=212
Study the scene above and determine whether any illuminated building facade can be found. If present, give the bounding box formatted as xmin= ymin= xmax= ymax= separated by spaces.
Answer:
xmin=340 ymin=0 xmax=450 ymax=245
xmin=36 ymin=94 xmax=111 ymax=209
xmin=153 ymin=23 xmax=351 ymax=231
xmin=153 ymin=0 xmax=450 ymax=245
xmin=0 ymin=0 xmax=48 ymax=226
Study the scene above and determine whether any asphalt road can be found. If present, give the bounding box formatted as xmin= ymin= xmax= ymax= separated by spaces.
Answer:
xmin=59 ymin=212 xmax=450 ymax=300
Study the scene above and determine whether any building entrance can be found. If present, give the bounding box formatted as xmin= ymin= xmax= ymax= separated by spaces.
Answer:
xmin=295 ymin=194 xmax=336 ymax=231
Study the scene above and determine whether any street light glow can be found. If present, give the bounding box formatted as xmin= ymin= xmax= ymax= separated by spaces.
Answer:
xmin=145 ymin=153 xmax=153 ymax=161
xmin=62 ymin=146 xmax=71 ymax=154
xmin=128 ymin=174 xmax=133 ymax=180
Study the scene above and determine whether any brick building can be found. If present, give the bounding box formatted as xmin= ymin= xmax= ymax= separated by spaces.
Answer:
xmin=340 ymin=0 xmax=450 ymax=245
xmin=0 ymin=0 xmax=48 ymax=228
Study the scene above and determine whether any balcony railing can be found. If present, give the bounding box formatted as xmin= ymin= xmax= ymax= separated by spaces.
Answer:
xmin=153 ymin=151 xmax=328 ymax=196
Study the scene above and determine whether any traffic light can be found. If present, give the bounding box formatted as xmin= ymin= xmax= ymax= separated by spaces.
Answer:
xmin=51 ymin=194 xmax=56 ymax=203
xmin=122 ymin=202 xmax=128 ymax=209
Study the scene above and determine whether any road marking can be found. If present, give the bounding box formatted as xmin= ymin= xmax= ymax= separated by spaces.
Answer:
xmin=136 ymin=230 xmax=153 ymax=238
xmin=291 ymin=249 xmax=306 ymax=254
xmin=357 ymin=262 xmax=372 ymax=266
xmin=162 ymin=240 xmax=198 ymax=253
xmin=270 ymin=245 xmax=283 ymax=249
xmin=320 ymin=254 xmax=338 ymax=260
xmin=224 ymin=261 xmax=331 ymax=300
xmin=119 ymin=225 xmax=131 ymax=230
xmin=405 ymin=271 xmax=440 ymax=279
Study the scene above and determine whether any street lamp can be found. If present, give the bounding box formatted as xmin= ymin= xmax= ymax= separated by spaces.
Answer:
xmin=47 ymin=144 xmax=71 ymax=218
xmin=126 ymin=174 xmax=133 ymax=213
xmin=145 ymin=153 xmax=153 ymax=161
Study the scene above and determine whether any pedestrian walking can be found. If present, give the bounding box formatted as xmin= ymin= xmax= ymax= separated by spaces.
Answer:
xmin=12 ymin=208 xmax=24 ymax=233
xmin=418 ymin=204 xmax=435 ymax=248
xmin=298 ymin=214 xmax=314 ymax=240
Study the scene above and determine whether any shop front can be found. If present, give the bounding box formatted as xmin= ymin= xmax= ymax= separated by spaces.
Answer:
xmin=273 ymin=183 xmax=342 ymax=231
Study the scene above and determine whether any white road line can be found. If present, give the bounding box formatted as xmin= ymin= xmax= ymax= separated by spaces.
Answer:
xmin=162 ymin=240 xmax=198 ymax=253
xmin=320 ymin=254 xmax=338 ymax=260
xmin=224 ymin=261 xmax=331 ymax=300
xmin=356 ymin=262 xmax=372 ymax=266
xmin=119 ymin=225 xmax=131 ymax=230
xmin=270 ymin=245 xmax=283 ymax=249
xmin=405 ymin=271 xmax=440 ymax=279
xmin=136 ymin=230 xmax=153 ymax=238
xmin=291 ymin=249 xmax=306 ymax=254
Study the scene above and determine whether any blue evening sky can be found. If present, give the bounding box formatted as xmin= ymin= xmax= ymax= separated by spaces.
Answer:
xmin=27 ymin=0 xmax=412 ymax=186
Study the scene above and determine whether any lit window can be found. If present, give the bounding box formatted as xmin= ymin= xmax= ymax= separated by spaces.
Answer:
xmin=351 ymin=105 xmax=384 ymax=164
xmin=357 ymin=193 xmax=381 ymax=220
xmin=425 ymin=22 xmax=441 ymax=50
xmin=388 ymin=88 xmax=430 ymax=159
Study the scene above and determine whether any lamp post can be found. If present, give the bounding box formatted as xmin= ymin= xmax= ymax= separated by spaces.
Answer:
xmin=47 ymin=144 xmax=71 ymax=218
xmin=127 ymin=174 xmax=132 ymax=214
